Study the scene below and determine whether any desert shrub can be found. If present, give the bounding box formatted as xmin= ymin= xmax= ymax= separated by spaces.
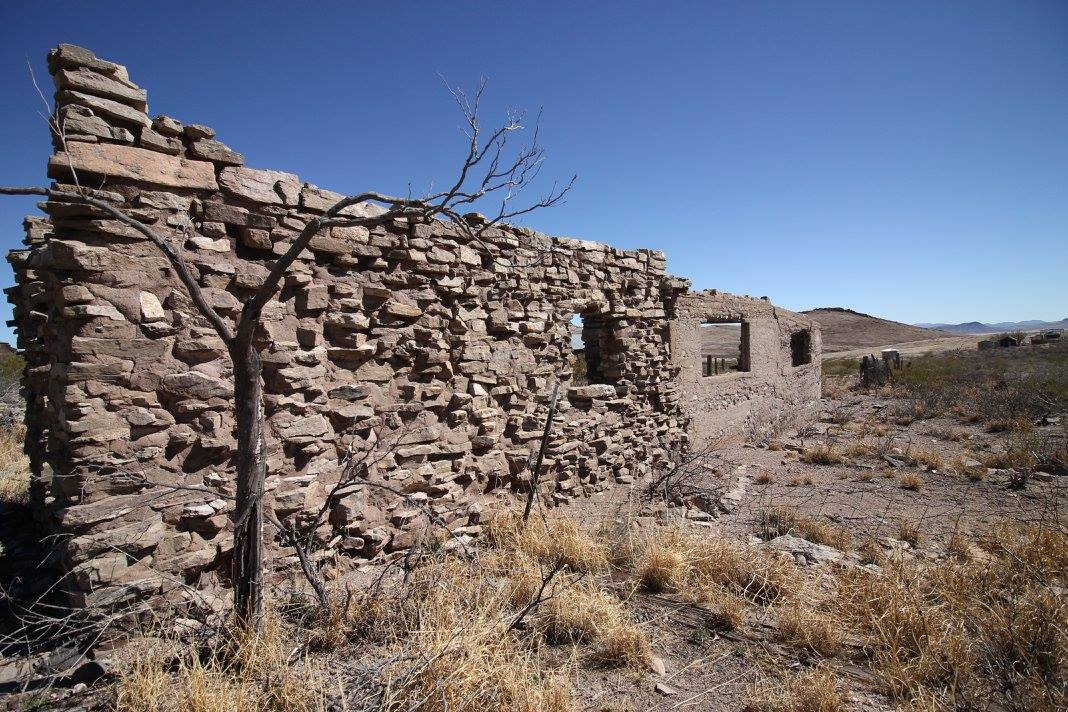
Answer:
xmin=0 ymin=350 xmax=23 ymax=386
xmin=892 ymin=343 xmax=1068 ymax=428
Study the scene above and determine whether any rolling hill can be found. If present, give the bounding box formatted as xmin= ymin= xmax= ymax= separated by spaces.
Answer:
xmin=802 ymin=307 xmax=951 ymax=353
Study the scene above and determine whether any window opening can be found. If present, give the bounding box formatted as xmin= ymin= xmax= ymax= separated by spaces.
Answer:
xmin=700 ymin=320 xmax=750 ymax=376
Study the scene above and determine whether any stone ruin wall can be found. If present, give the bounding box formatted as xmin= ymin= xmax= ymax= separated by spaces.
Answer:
xmin=6 ymin=45 xmax=821 ymax=610
xmin=674 ymin=291 xmax=822 ymax=445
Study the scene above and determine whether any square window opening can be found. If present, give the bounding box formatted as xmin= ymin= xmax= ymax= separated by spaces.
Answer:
xmin=791 ymin=330 xmax=812 ymax=367
xmin=571 ymin=313 xmax=615 ymax=385
xmin=700 ymin=320 xmax=750 ymax=377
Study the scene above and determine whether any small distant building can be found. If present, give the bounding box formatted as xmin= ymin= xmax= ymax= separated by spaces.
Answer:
xmin=1045 ymin=330 xmax=1062 ymax=341
xmin=998 ymin=335 xmax=1020 ymax=348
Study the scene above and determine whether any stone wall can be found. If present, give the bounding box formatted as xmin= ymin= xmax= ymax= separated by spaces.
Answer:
xmin=673 ymin=291 xmax=822 ymax=445
xmin=6 ymin=45 xmax=820 ymax=610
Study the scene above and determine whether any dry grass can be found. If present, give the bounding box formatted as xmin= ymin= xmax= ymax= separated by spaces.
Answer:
xmin=841 ymin=441 xmax=874 ymax=458
xmin=487 ymin=511 xmax=609 ymax=574
xmin=831 ymin=523 xmax=1068 ymax=710
xmin=905 ymin=448 xmax=944 ymax=471
xmin=898 ymin=519 xmax=922 ymax=546
xmin=857 ymin=538 xmax=884 ymax=566
xmin=746 ymin=667 xmax=846 ymax=712
xmin=950 ymin=456 xmax=986 ymax=481
xmin=113 ymin=614 xmax=324 ymax=712
xmin=0 ymin=424 xmax=29 ymax=504
xmin=761 ymin=508 xmax=853 ymax=551
xmin=786 ymin=475 xmax=813 ymax=487
xmin=635 ymin=529 xmax=800 ymax=606
xmin=754 ymin=471 xmax=774 ymax=485
xmin=899 ymin=473 xmax=925 ymax=490
xmin=775 ymin=604 xmax=844 ymax=657
xmin=800 ymin=443 xmax=844 ymax=465
xmin=541 ymin=581 xmax=648 ymax=667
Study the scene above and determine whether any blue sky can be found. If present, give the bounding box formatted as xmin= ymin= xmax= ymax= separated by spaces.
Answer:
xmin=1 ymin=1 xmax=1066 ymax=345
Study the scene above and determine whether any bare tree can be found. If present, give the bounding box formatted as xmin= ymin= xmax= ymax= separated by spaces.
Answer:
xmin=0 ymin=79 xmax=574 ymax=630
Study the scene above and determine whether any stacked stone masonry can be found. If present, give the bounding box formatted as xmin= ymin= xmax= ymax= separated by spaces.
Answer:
xmin=6 ymin=45 xmax=821 ymax=609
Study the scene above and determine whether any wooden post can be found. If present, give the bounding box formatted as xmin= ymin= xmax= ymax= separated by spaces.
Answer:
xmin=523 ymin=381 xmax=560 ymax=524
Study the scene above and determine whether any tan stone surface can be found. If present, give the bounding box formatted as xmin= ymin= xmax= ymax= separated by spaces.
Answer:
xmin=49 ymin=142 xmax=219 ymax=190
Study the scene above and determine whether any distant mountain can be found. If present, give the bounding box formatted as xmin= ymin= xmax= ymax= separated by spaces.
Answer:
xmin=915 ymin=319 xmax=1068 ymax=335
xmin=802 ymin=308 xmax=951 ymax=353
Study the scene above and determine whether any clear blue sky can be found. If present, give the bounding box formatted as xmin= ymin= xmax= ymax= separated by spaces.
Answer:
xmin=1 ymin=1 xmax=1066 ymax=345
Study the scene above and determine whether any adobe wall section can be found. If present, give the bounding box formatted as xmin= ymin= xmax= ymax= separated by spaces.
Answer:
xmin=6 ymin=45 xmax=818 ymax=611
xmin=673 ymin=291 xmax=822 ymax=445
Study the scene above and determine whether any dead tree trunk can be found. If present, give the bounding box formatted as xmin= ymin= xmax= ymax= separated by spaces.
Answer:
xmin=231 ymin=345 xmax=266 ymax=626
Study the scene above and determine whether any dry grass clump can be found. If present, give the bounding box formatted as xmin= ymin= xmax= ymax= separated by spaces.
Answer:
xmin=114 ymin=614 xmax=324 ymax=712
xmin=367 ymin=556 xmax=576 ymax=710
xmin=488 ymin=511 xmax=608 ymax=574
xmin=0 ymin=424 xmax=29 ymax=504
xmin=635 ymin=529 xmax=800 ymax=607
xmin=927 ymin=426 xmax=965 ymax=442
xmin=982 ymin=446 xmax=1036 ymax=470
xmin=984 ymin=418 xmax=1017 ymax=433
xmin=899 ymin=473 xmax=925 ymax=490
xmin=754 ymin=471 xmax=774 ymax=484
xmin=950 ymin=456 xmax=986 ymax=481
xmin=857 ymin=538 xmax=884 ymax=566
xmin=898 ymin=519 xmax=922 ymax=546
xmin=842 ymin=441 xmax=874 ymax=458
xmin=832 ymin=523 xmax=1068 ymax=710
xmin=904 ymin=448 xmax=944 ymax=471
xmin=787 ymin=475 xmax=813 ymax=487
xmin=800 ymin=443 xmax=844 ymax=465
xmin=761 ymin=508 xmax=853 ymax=551
xmin=775 ymin=604 xmax=844 ymax=657
xmin=745 ymin=667 xmax=846 ymax=712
